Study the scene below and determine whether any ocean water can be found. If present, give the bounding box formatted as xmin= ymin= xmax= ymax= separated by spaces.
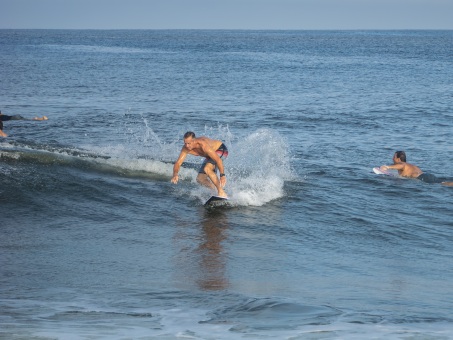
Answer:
xmin=1 ymin=29 xmax=453 ymax=339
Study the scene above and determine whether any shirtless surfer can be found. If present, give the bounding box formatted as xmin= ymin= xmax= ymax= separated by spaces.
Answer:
xmin=0 ymin=111 xmax=48 ymax=137
xmin=171 ymin=131 xmax=228 ymax=197
xmin=380 ymin=151 xmax=453 ymax=186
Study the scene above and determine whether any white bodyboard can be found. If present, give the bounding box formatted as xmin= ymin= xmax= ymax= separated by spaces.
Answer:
xmin=373 ymin=167 xmax=399 ymax=177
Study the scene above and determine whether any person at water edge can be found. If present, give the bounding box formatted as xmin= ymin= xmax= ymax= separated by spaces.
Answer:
xmin=171 ymin=131 xmax=228 ymax=197
xmin=379 ymin=151 xmax=453 ymax=186
xmin=0 ymin=111 xmax=48 ymax=137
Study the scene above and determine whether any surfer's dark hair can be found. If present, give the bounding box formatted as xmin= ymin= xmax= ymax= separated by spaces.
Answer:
xmin=184 ymin=131 xmax=195 ymax=139
xmin=395 ymin=151 xmax=406 ymax=162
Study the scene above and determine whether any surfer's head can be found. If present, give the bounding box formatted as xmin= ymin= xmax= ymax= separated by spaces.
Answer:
xmin=394 ymin=151 xmax=406 ymax=163
xmin=184 ymin=131 xmax=195 ymax=139
xmin=183 ymin=131 xmax=196 ymax=150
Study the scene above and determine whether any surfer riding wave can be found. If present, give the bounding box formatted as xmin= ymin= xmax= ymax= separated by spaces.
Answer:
xmin=171 ymin=131 xmax=228 ymax=198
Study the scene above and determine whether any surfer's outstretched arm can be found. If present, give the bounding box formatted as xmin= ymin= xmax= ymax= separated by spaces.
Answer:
xmin=18 ymin=116 xmax=48 ymax=121
xmin=171 ymin=148 xmax=188 ymax=184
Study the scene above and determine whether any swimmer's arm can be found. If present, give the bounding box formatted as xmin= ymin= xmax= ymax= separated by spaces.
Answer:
xmin=381 ymin=163 xmax=404 ymax=171
xmin=0 ymin=130 xmax=7 ymax=138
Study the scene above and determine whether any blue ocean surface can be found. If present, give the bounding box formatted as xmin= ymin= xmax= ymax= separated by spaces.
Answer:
xmin=1 ymin=30 xmax=453 ymax=339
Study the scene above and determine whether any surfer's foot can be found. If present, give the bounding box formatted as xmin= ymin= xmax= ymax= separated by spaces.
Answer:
xmin=34 ymin=116 xmax=48 ymax=121
xmin=217 ymin=189 xmax=228 ymax=198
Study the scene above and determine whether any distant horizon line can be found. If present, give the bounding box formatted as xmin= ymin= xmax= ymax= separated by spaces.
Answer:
xmin=1 ymin=28 xmax=452 ymax=31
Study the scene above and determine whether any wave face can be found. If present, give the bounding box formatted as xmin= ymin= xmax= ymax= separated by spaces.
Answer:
xmin=1 ymin=126 xmax=293 ymax=207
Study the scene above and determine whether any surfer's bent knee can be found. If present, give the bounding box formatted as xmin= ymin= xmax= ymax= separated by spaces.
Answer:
xmin=196 ymin=173 xmax=210 ymax=184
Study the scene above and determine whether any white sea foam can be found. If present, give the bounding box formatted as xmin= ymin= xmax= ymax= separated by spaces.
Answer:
xmin=80 ymin=127 xmax=295 ymax=206
xmin=225 ymin=128 xmax=295 ymax=206
xmin=25 ymin=306 xmax=453 ymax=340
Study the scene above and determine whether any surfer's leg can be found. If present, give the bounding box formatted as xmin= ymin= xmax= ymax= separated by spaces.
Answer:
xmin=32 ymin=116 xmax=48 ymax=121
xmin=200 ymin=162 xmax=227 ymax=197
xmin=197 ymin=160 xmax=217 ymax=190
xmin=196 ymin=173 xmax=217 ymax=190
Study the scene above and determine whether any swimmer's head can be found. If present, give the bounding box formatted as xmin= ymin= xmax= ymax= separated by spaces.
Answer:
xmin=394 ymin=151 xmax=406 ymax=163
